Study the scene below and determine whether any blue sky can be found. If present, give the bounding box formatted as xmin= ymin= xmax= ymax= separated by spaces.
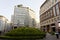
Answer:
xmin=0 ymin=0 xmax=45 ymax=21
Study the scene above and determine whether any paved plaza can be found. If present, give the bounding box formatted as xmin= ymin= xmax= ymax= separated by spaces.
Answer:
xmin=43 ymin=33 xmax=60 ymax=40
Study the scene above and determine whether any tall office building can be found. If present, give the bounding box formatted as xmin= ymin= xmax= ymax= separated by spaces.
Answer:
xmin=11 ymin=5 xmax=36 ymax=28
xmin=40 ymin=0 xmax=60 ymax=32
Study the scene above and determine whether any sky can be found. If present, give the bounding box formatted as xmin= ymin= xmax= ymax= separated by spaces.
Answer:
xmin=0 ymin=0 xmax=45 ymax=22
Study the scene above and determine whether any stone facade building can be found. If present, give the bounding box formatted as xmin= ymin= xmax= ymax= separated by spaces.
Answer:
xmin=40 ymin=0 xmax=60 ymax=32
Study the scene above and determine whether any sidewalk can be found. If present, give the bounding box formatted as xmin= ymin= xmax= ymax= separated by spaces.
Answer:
xmin=44 ymin=33 xmax=60 ymax=40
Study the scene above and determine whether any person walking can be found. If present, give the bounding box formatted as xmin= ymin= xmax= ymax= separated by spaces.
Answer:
xmin=55 ymin=32 xmax=59 ymax=39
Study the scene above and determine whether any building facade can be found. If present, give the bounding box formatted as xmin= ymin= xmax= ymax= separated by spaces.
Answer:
xmin=11 ymin=5 xmax=36 ymax=28
xmin=40 ymin=0 xmax=60 ymax=32
xmin=0 ymin=15 xmax=10 ymax=34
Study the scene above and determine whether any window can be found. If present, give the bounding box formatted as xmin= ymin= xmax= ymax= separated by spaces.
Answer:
xmin=46 ymin=12 xmax=48 ymax=19
xmin=58 ymin=3 xmax=60 ymax=14
xmin=49 ymin=20 xmax=50 ymax=23
xmin=58 ymin=17 xmax=60 ymax=20
xmin=55 ymin=6 xmax=57 ymax=16
xmin=48 ymin=10 xmax=51 ymax=18
xmin=55 ymin=0 xmax=57 ymax=2
xmin=54 ymin=18 xmax=56 ymax=21
xmin=53 ymin=7 xmax=56 ymax=16
xmin=52 ymin=0 xmax=54 ymax=4
xmin=59 ymin=3 xmax=60 ymax=8
xmin=52 ymin=19 xmax=54 ymax=22
xmin=50 ymin=8 xmax=54 ymax=17
xmin=56 ymin=4 xmax=59 ymax=15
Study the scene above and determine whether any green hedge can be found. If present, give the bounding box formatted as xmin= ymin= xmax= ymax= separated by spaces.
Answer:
xmin=1 ymin=27 xmax=46 ymax=40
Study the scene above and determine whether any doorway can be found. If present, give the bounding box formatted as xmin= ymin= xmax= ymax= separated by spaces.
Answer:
xmin=52 ymin=27 xmax=56 ymax=32
xmin=47 ymin=25 xmax=50 ymax=32
xmin=51 ymin=23 xmax=56 ymax=32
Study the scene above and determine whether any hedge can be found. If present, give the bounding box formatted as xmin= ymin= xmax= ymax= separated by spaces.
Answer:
xmin=0 ymin=27 xmax=46 ymax=40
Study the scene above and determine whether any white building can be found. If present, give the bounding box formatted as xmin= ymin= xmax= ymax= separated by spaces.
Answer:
xmin=0 ymin=15 xmax=10 ymax=34
xmin=11 ymin=5 xmax=36 ymax=28
xmin=5 ymin=21 xmax=12 ymax=32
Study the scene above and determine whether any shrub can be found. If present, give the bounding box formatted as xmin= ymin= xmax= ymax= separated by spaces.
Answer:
xmin=3 ymin=27 xmax=46 ymax=40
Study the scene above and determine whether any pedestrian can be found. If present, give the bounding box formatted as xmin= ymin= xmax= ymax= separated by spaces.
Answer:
xmin=55 ymin=32 xmax=59 ymax=39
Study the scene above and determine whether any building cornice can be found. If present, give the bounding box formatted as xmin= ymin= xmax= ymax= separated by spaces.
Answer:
xmin=40 ymin=0 xmax=48 ymax=8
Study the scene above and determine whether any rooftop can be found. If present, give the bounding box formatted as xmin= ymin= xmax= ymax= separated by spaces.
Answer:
xmin=40 ymin=0 xmax=47 ymax=8
xmin=15 ymin=4 xmax=35 ymax=13
xmin=0 ymin=15 xmax=8 ymax=21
